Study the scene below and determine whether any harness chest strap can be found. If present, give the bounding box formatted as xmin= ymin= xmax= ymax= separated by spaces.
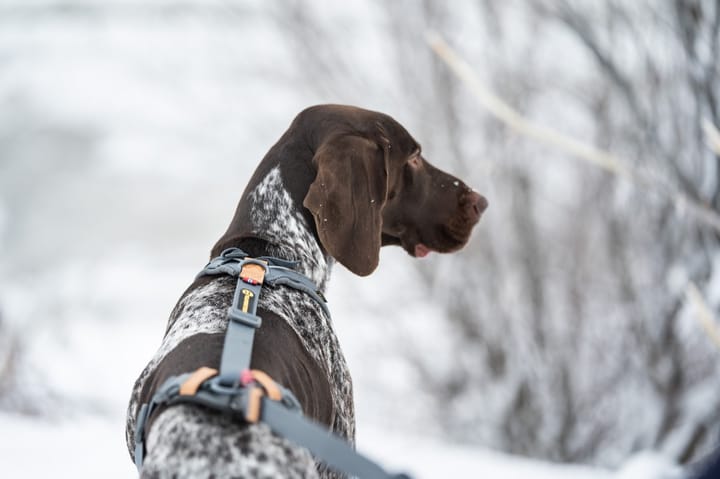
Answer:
xmin=134 ymin=248 xmax=411 ymax=479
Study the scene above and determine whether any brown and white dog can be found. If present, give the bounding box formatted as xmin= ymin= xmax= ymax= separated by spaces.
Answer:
xmin=126 ymin=105 xmax=487 ymax=478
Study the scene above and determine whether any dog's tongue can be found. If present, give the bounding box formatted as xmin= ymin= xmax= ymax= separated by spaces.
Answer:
xmin=414 ymin=243 xmax=432 ymax=258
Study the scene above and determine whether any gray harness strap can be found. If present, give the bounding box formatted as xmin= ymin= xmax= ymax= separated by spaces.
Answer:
xmin=134 ymin=248 xmax=411 ymax=479
xmin=218 ymin=258 xmax=265 ymax=380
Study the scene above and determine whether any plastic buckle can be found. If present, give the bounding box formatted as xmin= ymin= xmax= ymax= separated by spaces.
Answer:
xmin=206 ymin=372 xmax=261 ymax=422
xmin=227 ymin=308 xmax=262 ymax=328
xmin=259 ymin=256 xmax=299 ymax=269
xmin=244 ymin=385 xmax=264 ymax=423
xmin=206 ymin=374 xmax=242 ymax=394
xmin=237 ymin=369 xmax=291 ymax=423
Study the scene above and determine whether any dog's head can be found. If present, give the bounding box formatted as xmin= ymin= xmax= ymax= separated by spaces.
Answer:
xmin=302 ymin=105 xmax=487 ymax=276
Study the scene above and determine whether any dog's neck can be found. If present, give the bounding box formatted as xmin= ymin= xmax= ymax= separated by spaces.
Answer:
xmin=216 ymin=166 xmax=334 ymax=292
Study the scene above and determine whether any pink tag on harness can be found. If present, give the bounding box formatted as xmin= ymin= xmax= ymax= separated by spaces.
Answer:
xmin=240 ymin=369 xmax=254 ymax=386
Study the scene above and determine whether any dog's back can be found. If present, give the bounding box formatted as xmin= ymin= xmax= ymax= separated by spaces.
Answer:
xmin=126 ymin=172 xmax=353 ymax=477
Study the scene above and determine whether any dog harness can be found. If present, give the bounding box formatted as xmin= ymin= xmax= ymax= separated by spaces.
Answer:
xmin=133 ymin=247 xmax=410 ymax=479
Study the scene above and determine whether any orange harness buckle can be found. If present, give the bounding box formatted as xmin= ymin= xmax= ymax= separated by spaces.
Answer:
xmin=179 ymin=367 xmax=218 ymax=396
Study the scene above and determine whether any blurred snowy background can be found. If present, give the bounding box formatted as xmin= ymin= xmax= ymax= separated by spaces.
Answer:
xmin=1 ymin=0 xmax=719 ymax=478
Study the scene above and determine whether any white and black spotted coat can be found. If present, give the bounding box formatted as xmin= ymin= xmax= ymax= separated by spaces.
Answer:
xmin=126 ymin=167 xmax=354 ymax=478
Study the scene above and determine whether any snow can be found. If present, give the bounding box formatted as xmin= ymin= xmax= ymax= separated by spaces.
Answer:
xmin=0 ymin=414 xmax=136 ymax=478
xmin=0 ymin=411 xmax=683 ymax=479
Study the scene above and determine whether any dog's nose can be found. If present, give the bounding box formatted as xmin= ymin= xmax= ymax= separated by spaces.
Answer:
xmin=464 ymin=190 xmax=488 ymax=221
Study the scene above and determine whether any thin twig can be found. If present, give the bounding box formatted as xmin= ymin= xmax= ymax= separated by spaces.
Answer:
xmin=702 ymin=118 xmax=720 ymax=156
xmin=685 ymin=282 xmax=720 ymax=351
xmin=426 ymin=31 xmax=720 ymax=234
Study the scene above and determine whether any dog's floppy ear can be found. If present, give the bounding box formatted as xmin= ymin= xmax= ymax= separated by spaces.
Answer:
xmin=303 ymin=135 xmax=387 ymax=276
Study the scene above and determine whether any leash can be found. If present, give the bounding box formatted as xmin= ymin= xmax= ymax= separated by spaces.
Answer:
xmin=134 ymin=248 xmax=411 ymax=479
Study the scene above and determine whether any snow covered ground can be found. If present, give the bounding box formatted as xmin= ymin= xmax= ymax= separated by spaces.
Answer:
xmin=0 ymin=411 xmax=684 ymax=479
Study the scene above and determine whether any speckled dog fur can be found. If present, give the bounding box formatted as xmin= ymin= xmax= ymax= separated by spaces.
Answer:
xmin=126 ymin=167 xmax=352 ymax=478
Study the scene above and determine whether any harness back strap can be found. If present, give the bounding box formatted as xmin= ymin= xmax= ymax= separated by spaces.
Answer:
xmin=219 ymin=258 xmax=266 ymax=380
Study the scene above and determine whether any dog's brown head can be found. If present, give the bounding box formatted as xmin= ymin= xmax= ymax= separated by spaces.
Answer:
xmin=302 ymin=105 xmax=487 ymax=276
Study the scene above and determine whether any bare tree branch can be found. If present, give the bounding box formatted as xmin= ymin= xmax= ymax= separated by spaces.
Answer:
xmin=686 ymin=281 xmax=720 ymax=350
xmin=426 ymin=31 xmax=720 ymax=234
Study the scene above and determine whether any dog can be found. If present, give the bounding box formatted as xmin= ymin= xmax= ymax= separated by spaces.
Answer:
xmin=126 ymin=104 xmax=487 ymax=478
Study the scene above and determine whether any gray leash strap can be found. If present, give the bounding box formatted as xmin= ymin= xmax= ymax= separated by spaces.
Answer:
xmin=260 ymin=398 xmax=411 ymax=479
